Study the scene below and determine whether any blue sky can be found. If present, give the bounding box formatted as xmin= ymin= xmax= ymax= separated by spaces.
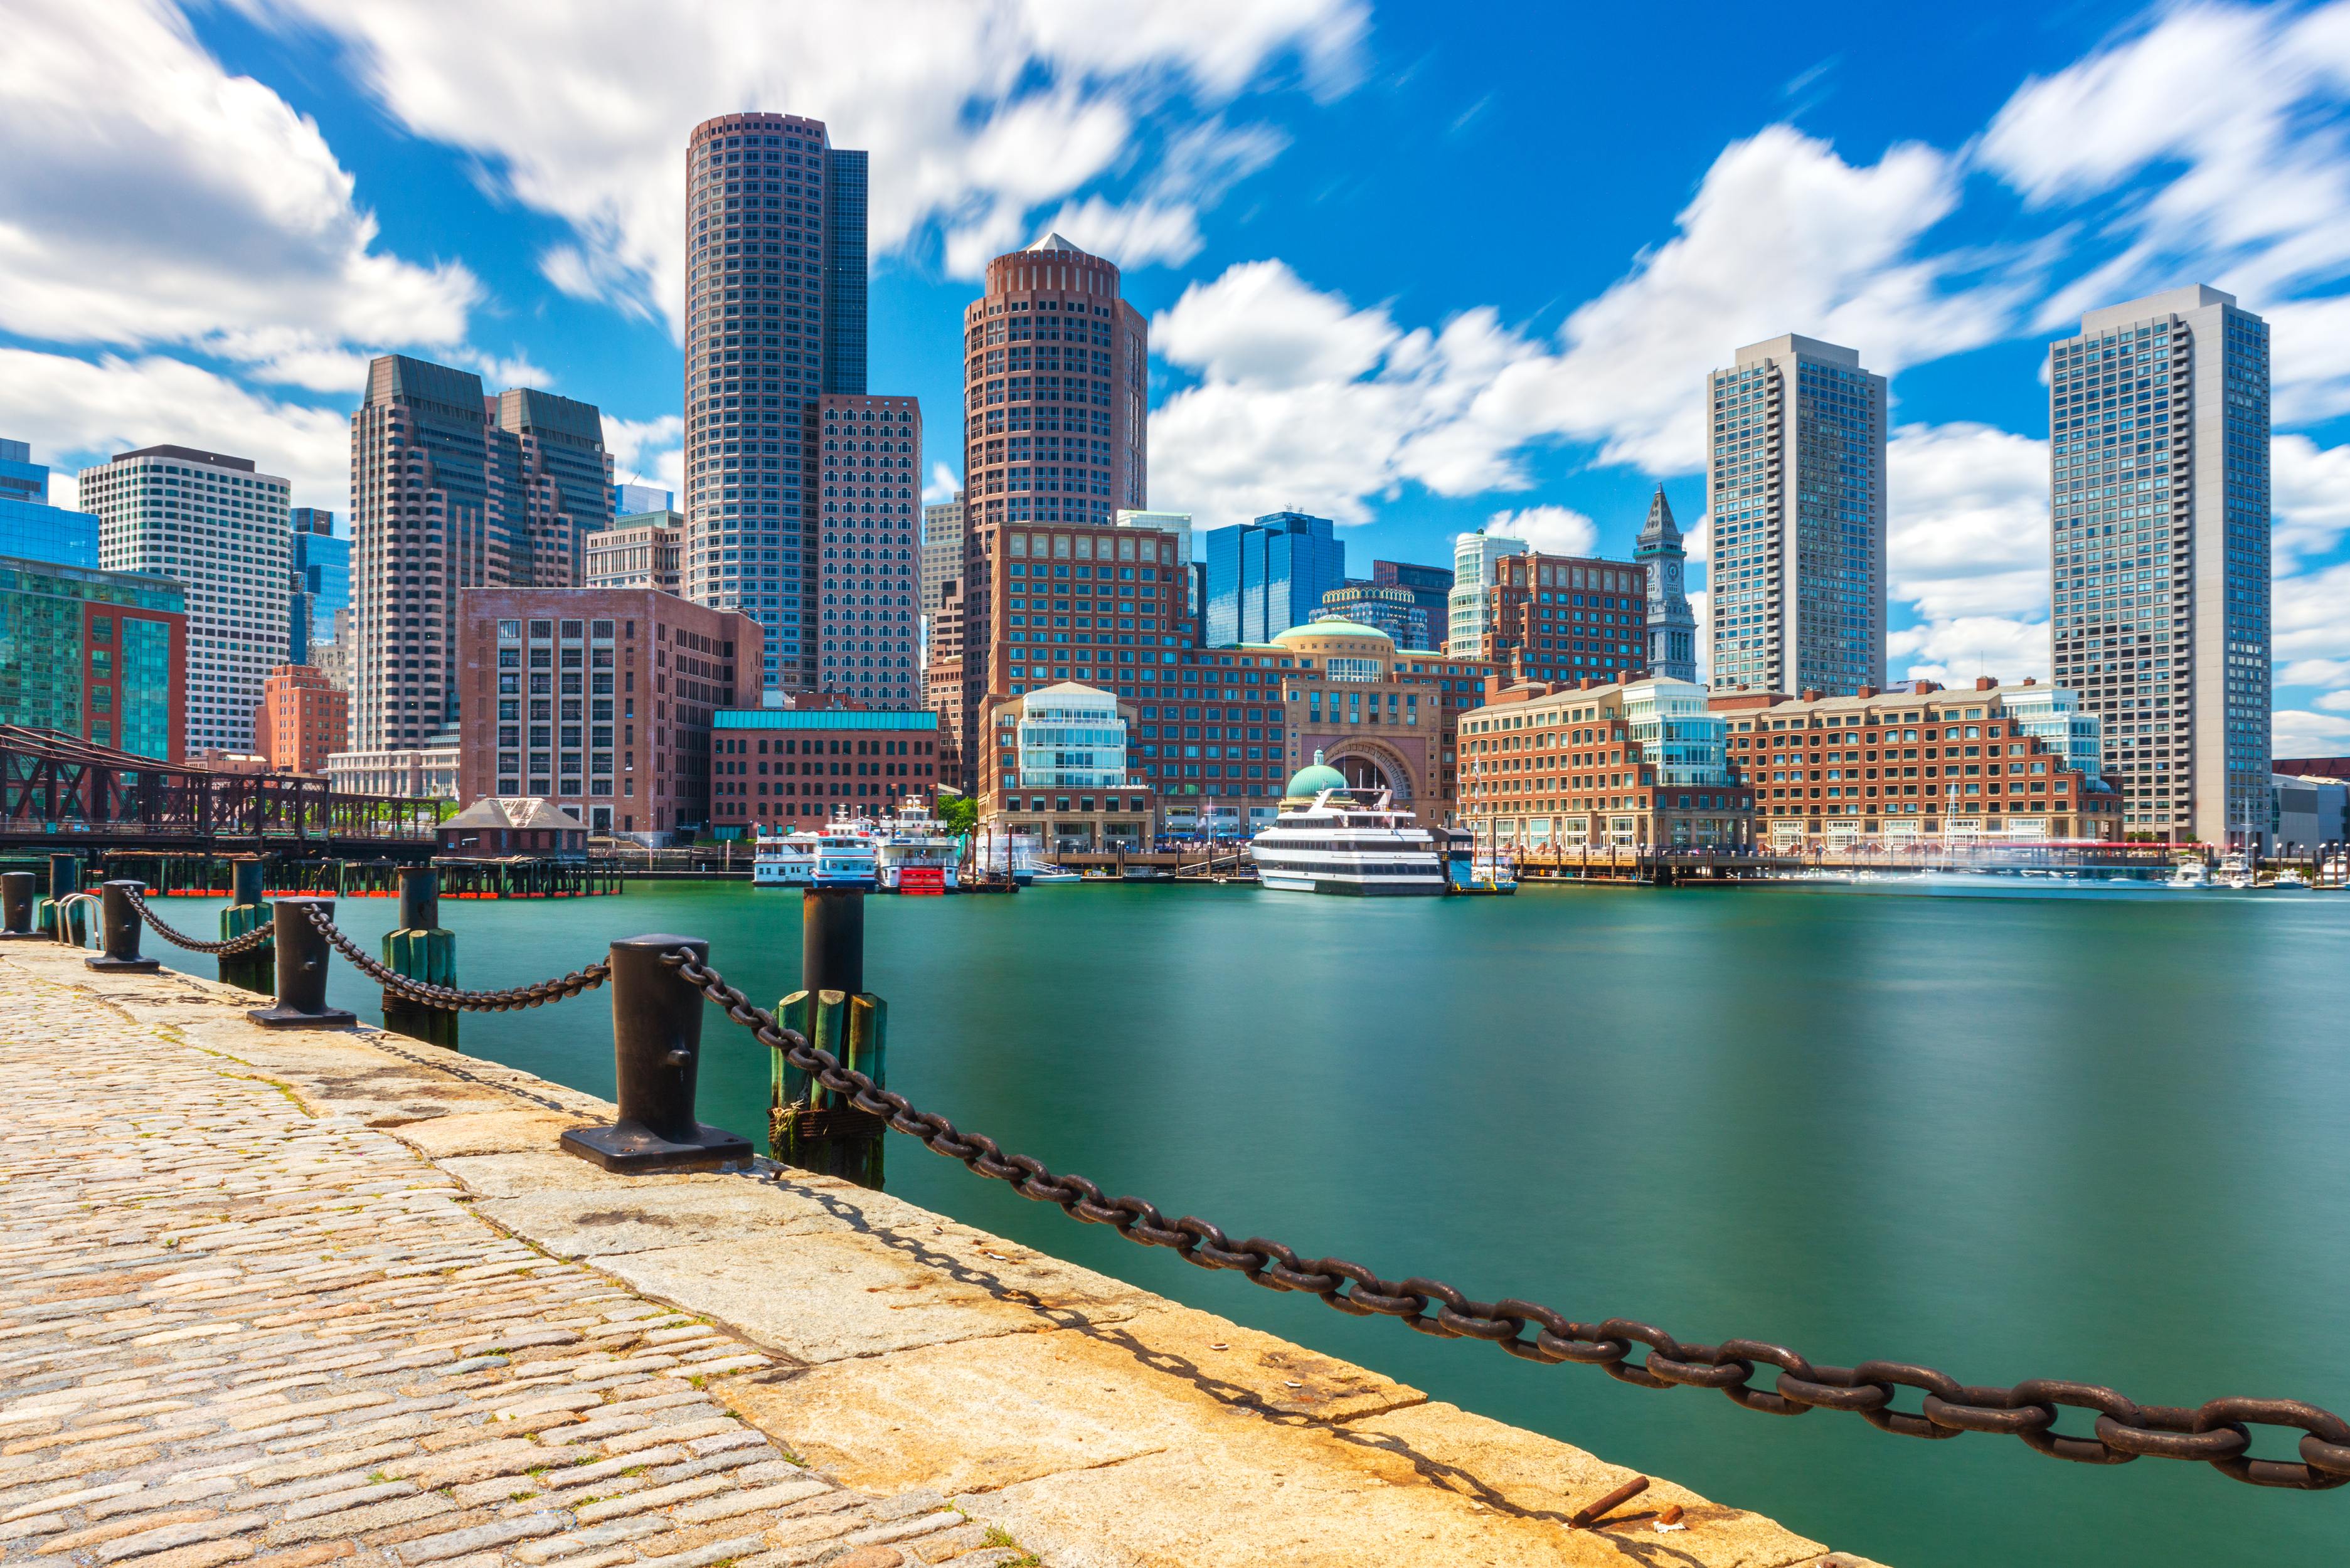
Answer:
xmin=9 ymin=0 xmax=2350 ymax=751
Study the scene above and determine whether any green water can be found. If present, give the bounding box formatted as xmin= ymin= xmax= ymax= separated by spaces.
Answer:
xmin=147 ymin=880 xmax=2350 ymax=1567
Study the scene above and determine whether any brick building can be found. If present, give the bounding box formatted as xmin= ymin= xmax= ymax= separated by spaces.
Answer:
xmin=252 ymin=664 xmax=347 ymax=775
xmin=706 ymin=701 xmax=943 ymax=834
xmin=1710 ymin=677 xmax=2120 ymax=842
xmin=1475 ymin=552 xmax=1651 ymax=689
xmin=454 ymin=588 xmax=760 ymax=839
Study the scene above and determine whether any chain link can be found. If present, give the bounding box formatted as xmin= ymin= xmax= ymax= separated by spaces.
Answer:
xmin=666 ymin=945 xmax=2350 ymax=1493
xmin=301 ymin=903 xmax=610 ymax=1012
xmin=123 ymin=887 xmax=275 ymax=955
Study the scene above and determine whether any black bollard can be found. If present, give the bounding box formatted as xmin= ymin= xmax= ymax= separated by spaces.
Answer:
xmin=246 ymin=898 xmax=358 ymax=1029
xmin=45 ymin=853 xmax=81 ymax=942
xmin=803 ymin=887 xmax=864 ymax=994
xmin=560 ymin=935 xmax=753 ymax=1173
xmin=86 ymin=881 xmax=161 ymax=973
xmin=381 ymin=867 xmax=458 ymax=1049
xmin=0 ymin=871 xmax=41 ymax=940
xmin=777 ymin=889 xmax=888 ymax=1189
xmin=219 ymin=857 xmax=272 ymax=993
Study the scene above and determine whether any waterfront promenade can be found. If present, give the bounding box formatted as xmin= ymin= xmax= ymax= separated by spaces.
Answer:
xmin=0 ymin=943 xmax=1869 ymax=1568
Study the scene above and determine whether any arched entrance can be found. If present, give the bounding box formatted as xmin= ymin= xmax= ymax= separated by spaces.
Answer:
xmin=1323 ymin=740 xmax=1418 ymax=809
xmin=1336 ymin=755 xmax=1390 ymax=792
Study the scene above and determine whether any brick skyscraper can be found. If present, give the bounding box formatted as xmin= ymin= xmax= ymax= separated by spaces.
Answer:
xmin=953 ymin=233 xmax=1150 ymax=757
xmin=679 ymin=110 xmax=869 ymax=696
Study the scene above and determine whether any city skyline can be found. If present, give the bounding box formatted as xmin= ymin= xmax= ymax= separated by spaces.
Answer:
xmin=9 ymin=3 xmax=2350 ymax=755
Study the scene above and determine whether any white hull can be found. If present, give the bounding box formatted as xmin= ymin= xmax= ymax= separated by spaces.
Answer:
xmin=1258 ymin=868 xmax=1444 ymax=896
xmin=1252 ymin=785 xmax=1445 ymax=898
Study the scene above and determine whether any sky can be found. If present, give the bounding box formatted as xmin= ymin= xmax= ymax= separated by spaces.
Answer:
xmin=8 ymin=0 xmax=2350 ymax=754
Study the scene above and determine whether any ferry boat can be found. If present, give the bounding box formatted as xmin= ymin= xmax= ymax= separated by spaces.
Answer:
xmin=751 ymin=829 xmax=821 ymax=888
xmin=875 ymin=798 xmax=959 ymax=894
xmin=1252 ymin=776 xmax=1445 ymax=896
xmin=812 ymin=811 xmax=880 ymax=889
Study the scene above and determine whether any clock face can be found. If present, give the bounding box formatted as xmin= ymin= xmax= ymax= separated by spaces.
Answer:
xmin=1664 ymin=561 xmax=1681 ymax=588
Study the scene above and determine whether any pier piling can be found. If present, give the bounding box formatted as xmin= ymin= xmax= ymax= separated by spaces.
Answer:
xmin=219 ymin=858 xmax=274 ymax=993
xmin=776 ymin=888 xmax=888 ymax=1189
xmin=561 ymin=935 xmax=753 ymax=1172
xmin=40 ymin=853 xmax=82 ymax=942
xmin=0 ymin=871 xmax=40 ymax=940
xmin=381 ymin=867 xmax=459 ymax=1049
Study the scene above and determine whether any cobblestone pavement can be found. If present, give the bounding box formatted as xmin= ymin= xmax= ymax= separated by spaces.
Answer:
xmin=0 ymin=968 xmax=1036 ymax=1568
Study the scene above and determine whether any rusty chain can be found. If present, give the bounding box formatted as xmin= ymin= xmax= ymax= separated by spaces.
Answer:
xmin=123 ymin=887 xmax=275 ymax=955
xmin=301 ymin=904 xmax=610 ymax=1012
xmin=665 ymin=946 xmax=2350 ymax=1492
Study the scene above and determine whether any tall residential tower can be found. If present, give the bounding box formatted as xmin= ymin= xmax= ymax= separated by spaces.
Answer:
xmin=679 ymin=110 xmax=869 ymax=692
xmin=1706 ymin=334 xmax=1885 ymax=696
xmin=1447 ymin=528 xmax=1526 ymax=655
xmin=2046 ymin=285 xmax=2269 ymax=850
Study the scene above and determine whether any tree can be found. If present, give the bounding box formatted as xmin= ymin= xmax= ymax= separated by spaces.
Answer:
xmin=940 ymin=793 xmax=978 ymax=836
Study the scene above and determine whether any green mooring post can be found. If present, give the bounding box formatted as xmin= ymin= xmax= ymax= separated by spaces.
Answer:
xmin=774 ymin=887 xmax=887 ymax=1189
xmin=382 ymin=866 xmax=458 ymax=1048
xmin=218 ymin=857 xmax=272 ymax=993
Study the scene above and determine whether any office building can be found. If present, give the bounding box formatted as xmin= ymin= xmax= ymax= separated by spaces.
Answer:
xmin=812 ymin=395 xmax=922 ymax=705
xmin=924 ymin=580 xmax=968 ymax=787
xmin=0 ymin=554 xmax=185 ymax=758
xmin=614 ymin=482 xmax=673 ymax=516
xmin=922 ymin=493 xmax=963 ymax=628
xmin=586 ymin=511 xmax=683 ymax=593
xmin=1448 ymin=529 xmax=1526 ymax=655
xmin=1459 ymin=675 xmax=1752 ymax=851
xmin=1637 ymin=489 xmax=1698 ymax=682
xmin=1710 ymin=677 xmax=2117 ymax=841
xmin=316 ymin=607 xmax=353 ymax=693
xmin=679 ymin=111 xmax=867 ymax=689
xmin=252 ymin=664 xmax=347 ymax=775
xmin=455 ymin=589 xmax=760 ymax=837
xmin=2047 ymin=285 xmax=2269 ymax=850
xmin=327 ymin=739 xmax=459 ymax=801
xmin=1706 ymin=334 xmax=1886 ymax=696
xmin=1203 ymin=511 xmax=1344 ymax=647
xmin=78 ymin=443 xmax=292 ymax=752
xmin=289 ymin=509 xmax=348 ymax=667
xmin=986 ymin=516 xmax=1193 ymax=701
xmin=1 ymin=439 xmax=98 ymax=568
xmin=349 ymin=354 xmax=613 ymax=751
xmin=1316 ymin=582 xmax=1428 ymax=649
xmin=1372 ymin=558 xmax=1452 ymax=629
xmin=1474 ymin=552 xmax=1649 ymax=688
xmin=708 ymin=703 xmax=943 ymax=835
xmin=2272 ymin=773 xmax=2347 ymax=858
xmin=977 ymin=682 xmax=1147 ymax=850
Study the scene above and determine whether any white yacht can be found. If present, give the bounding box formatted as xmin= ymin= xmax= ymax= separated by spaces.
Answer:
xmin=1252 ymin=757 xmax=1444 ymax=896
xmin=2167 ymin=858 xmax=2208 ymax=889
xmin=752 ymin=829 xmax=821 ymax=888
xmin=812 ymin=810 xmax=880 ymax=889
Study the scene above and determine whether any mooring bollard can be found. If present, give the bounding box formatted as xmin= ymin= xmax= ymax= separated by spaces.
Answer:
xmin=775 ymin=887 xmax=888 ymax=1189
xmin=86 ymin=881 xmax=161 ymax=973
xmin=246 ymin=898 xmax=358 ymax=1029
xmin=560 ymin=935 xmax=753 ymax=1172
xmin=219 ymin=857 xmax=272 ymax=993
xmin=0 ymin=871 xmax=41 ymax=940
xmin=40 ymin=852 xmax=82 ymax=942
xmin=381 ymin=866 xmax=458 ymax=1049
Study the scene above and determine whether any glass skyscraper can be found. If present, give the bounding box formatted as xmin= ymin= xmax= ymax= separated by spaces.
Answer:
xmin=1204 ymin=511 xmax=1344 ymax=647
xmin=0 ymin=438 xmax=98 ymax=569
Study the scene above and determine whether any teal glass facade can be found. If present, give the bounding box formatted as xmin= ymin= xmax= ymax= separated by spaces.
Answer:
xmin=0 ymin=554 xmax=185 ymax=757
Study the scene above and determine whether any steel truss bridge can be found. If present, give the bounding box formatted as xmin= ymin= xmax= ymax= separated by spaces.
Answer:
xmin=0 ymin=726 xmax=440 ymax=854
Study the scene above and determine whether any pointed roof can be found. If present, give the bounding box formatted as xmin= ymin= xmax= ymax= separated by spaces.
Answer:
xmin=1641 ymin=486 xmax=1678 ymax=539
xmin=1024 ymin=231 xmax=1083 ymax=253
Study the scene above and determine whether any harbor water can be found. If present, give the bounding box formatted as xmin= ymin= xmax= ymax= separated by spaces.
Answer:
xmin=147 ymin=878 xmax=2350 ymax=1568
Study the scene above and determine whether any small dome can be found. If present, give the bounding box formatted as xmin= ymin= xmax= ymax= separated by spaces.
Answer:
xmin=1285 ymin=749 xmax=1349 ymax=798
xmin=1275 ymin=620 xmax=1392 ymax=644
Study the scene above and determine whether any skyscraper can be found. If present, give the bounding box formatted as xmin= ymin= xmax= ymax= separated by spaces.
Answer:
xmin=954 ymin=232 xmax=1152 ymax=756
xmin=1705 ymin=334 xmax=1885 ymax=696
xmin=1203 ymin=511 xmax=1344 ymax=646
xmin=1 ymin=438 xmax=98 ymax=568
xmin=78 ymin=443 xmax=292 ymax=751
xmin=1637 ymin=488 xmax=1697 ymax=682
xmin=1447 ymin=528 xmax=1526 ymax=655
xmin=1371 ymin=558 xmax=1453 ymax=634
xmin=679 ymin=111 xmax=866 ymax=692
xmin=348 ymin=355 xmax=610 ymax=751
xmin=2046 ymin=285 xmax=2268 ymax=850
xmin=814 ymin=394 xmax=923 ymax=705
xmin=288 ymin=508 xmax=348 ymax=667
xmin=921 ymin=492 xmax=963 ymax=652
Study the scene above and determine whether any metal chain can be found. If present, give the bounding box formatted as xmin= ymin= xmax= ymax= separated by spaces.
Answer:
xmin=667 ymin=946 xmax=2350 ymax=1493
xmin=301 ymin=903 xmax=610 ymax=1012
xmin=123 ymin=887 xmax=275 ymax=955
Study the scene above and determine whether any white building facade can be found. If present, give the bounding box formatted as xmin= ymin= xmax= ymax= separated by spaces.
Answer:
xmin=1447 ymin=528 xmax=1526 ymax=656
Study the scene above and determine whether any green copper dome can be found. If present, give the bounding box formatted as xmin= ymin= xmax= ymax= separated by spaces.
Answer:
xmin=1286 ymin=750 xmax=1349 ymax=798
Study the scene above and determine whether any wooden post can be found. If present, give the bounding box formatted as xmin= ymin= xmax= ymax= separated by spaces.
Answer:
xmin=381 ymin=867 xmax=458 ymax=1049
xmin=773 ymin=888 xmax=886 ymax=1189
xmin=218 ymin=857 xmax=273 ymax=993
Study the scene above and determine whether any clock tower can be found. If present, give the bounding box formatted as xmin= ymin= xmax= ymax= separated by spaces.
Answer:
xmin=1636 ymin=487 xmax=1697 ymax=682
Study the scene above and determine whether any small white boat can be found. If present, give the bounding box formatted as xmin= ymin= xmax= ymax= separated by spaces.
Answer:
xmin=752 ymin=829 xmax=820 ymax=888
xmin=1024 ymin=864 xmax=1083 ymax=886
xmin=2275 ymin=867 xmax=2310 ymax=889
xmin=2167 ymin=859 xmax=2209 ymax=889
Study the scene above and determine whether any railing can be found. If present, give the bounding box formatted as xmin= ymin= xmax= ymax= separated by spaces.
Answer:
xmin=56 ymin=877 xmax=2350 ymax=1493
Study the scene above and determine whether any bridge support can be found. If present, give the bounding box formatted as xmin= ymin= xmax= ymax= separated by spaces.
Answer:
xmin=560 ymin=935 xmax=752 ymax=1173
xmin=775 ymin=888 xmax=888 ymax=1190
xmin=219 ymin=858 xmax=273 ymax=993
xmin=381 ymin=867 xmax=458 ymax=1049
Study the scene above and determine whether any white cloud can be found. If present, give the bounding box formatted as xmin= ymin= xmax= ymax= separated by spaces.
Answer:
xmin=0 ymin=0 xmax=477 ymax=373
xmin=2272 ymin=707 xmax=2350 ymax=756
xmin=922 ymin=462 xmax=962 ymax=506
xmin=245 ymin=0 xmax=1366 ymax=331
xmin=2285 ymin=659 xmax=2350 ymax=689
xmin=2275 ymin=559 xmax=2350 ymax=664
xmin=2272 ymin=432 xmax=2350 ymax=569
xmin=0 ymin=349 xmax=351 ymax=508
xmin=1886 ymin=421 xmax=2050 ymax=621
xmin=2317 ymin=689 xmax=2350 ymax=710
xmin=1887 ymin=615 xmax=2048 ymax=689
xmin=1480 ymin=506 xmax=1595 ymax=558
xmin=602 ymin=414 xmax=684 ymax=497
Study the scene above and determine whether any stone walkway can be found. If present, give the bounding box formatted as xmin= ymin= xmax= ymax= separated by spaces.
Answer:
xmin=0 ymin=967 xmax=1026 ymax=1568
xmin=0 ymin=942 xmax=1879 ymax=1568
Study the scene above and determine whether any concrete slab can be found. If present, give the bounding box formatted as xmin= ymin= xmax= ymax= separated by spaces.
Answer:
xmin=477 ymin=1184 xmax=853 ymax=1258
xmin=380 ymin=1110 xmax=605 ymax=1157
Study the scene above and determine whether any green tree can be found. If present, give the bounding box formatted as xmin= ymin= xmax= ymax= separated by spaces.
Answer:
xmin=940 ymin=793 xmax=978 ymax=835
